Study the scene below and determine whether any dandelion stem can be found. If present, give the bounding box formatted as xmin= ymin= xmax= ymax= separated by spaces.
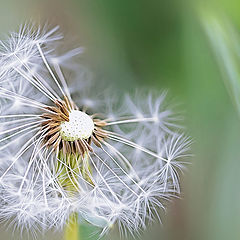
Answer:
xmin=59 ymin=151 xmax=95 ymax=240
xmin=64 ymin=213 xmax=79 ymax=240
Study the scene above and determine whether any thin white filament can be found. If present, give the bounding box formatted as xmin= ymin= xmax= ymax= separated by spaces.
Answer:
xmin=0 ymin=127 xmax=42 ymax=181
xmin=106 ymin=117 xmax=157 ymax=126
xmin=13 ymin=53 xmax=59 ymax=101
xmin=36 ymin=43 xmax=67 ymax=99
xmin=92 ymin=147 xmax=144 ymax=197
xmin=13 ymin=66 xmax=56 ymax=102
xmin=53 ymin=63 xmax=72 ymax=102
xmin=107 ymin=133 xmax=168 ymax=162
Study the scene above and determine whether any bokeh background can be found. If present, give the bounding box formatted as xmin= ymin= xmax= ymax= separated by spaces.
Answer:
xmin=1 ymin=0 xmax=240 ymax=239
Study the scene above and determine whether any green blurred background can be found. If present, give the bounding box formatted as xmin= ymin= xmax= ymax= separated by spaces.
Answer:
xmin=1 ymin=0 xmax=240 ymax=239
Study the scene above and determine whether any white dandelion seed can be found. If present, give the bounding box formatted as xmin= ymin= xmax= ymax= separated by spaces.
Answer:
xmin=0 ymin=24 xmax=192 ymax=238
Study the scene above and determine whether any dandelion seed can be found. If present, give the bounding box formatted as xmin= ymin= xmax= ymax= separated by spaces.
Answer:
xmin=0 ymin=24 xmax=191 ymax=238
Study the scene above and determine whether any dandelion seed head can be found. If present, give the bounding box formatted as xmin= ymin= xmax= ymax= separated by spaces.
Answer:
xmin=60 ymin=110 xmax=94 ymax=141
xmin=0 ymin=23 xmax=192 ymax=238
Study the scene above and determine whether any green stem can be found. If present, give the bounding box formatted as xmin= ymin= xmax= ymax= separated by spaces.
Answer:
xmin=59 ymin=151 xmax=102 ymax=240
xmin=64 ymin=213 xmax=79 ymax=240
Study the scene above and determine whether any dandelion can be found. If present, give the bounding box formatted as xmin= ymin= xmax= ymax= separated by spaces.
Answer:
xmin=0 ymin=24 xmax=191 ymax=239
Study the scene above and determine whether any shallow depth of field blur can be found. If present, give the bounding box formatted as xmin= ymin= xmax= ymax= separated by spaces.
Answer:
xmin=1 ymin=0 xmax=240 ymax=240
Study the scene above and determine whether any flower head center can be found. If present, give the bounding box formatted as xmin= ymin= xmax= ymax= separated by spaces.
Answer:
xmin=60 ymin=110 xmax=94 ymax=141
